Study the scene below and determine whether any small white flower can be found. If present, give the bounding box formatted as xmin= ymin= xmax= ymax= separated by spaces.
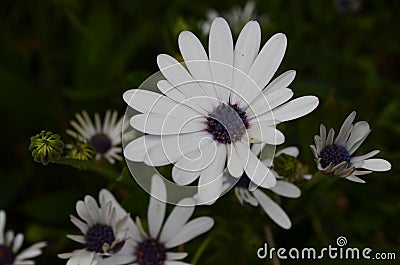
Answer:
xmin=198 ymin=2 xmax=268 ymax=36
xmin=66 ymin=110 xmax=123 ymax=164
xmin=116 ymin=174 xmax=214 ymax=265
xmin=224 ymin=146 xmax=302 ymax=229
xmin=0 ymin=210 xmax=47 ymax=265
xmin=123 ymin=17 xmax=319 ymax=204
xmin=310 ymin=111 xmax=391 ymax=183
xmin=58 ymin=189 xmax=133 ymax=265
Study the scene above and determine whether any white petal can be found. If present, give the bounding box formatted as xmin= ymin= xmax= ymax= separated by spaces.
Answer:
xmin=159 ymin=198 xmax=195 ymax=243
xmin=231 ymin=21 xmax=261 ymax=103
xmin=198 ymin=144 xmax=226 ymax=204
xmin=345 ymin=121 xmax=371 ymax=154
xmin=76 ymin=201 xmax=94 ymax=226
xmin=358 ymin=159 xmax=391 ymax=171
xmin=262 ymin=70 xmax=296 ymax=93
xmin=148 ymin=174 xmax=167 ymax=239
xmin=12 ymin=233 xmax=24 ymax=253
xmin=346 ymin=175 xmax=366 ymax=183
xmin=166 ymin=252 xmax=188 ymax=261
xmin=252 ymin=189 xmax=291 ymax=229
xmin=270 ymin=181 xmax=301 ymax=198
xmin=247 ymin=125 xmax=285 ymax=145
xmin=130 ymin=113 xmax=204 ymax=135
xmin=326 ymin=128 xmax=335 ymax=146
xmin=157 ymin=80 xmax=187 ymax=103
xmin=235 ymin=141 xmax=276 ymax=189
xmin=248 ymin=88 xmax=293 ymax=119
xmin=350 ymin=150 xmax=380 ymax=164
xmin=334 ymin=111 xmax=356 ymax=146
xmin=320 ymin=124 xmax=327 ymax=148
xmin=144 ymin=132 xmax=212 ymax=166
xmin=174 ymin=142 xmax=217 ymax=173
xmin=227 ymin=144 xmax=244 ymax=178
xmin=123 ymin=89 xmax=199 ymax=118
xmin=209 ymin=17 xmax=233 ymax=102
xmin=14 ymin=242 xmax=47 ymax=260
xmin=244 ymin=33 xmax=287 ymax=104
xmin=84 ymin=195 xmax=101 ymax=224
xmin=70 ymin=215 xmax=88 ymax=235
xmin=172 ymin=166 xmax=201 ymax=186
xmin=179 ymin=31 xmax=218 ymax=99
xmin=266 ymin=96 xmax=319 ymax=122
xmin=157 ymin=54 xmax=211 ymax=111
xmin=67 ymin=235 xmax=86 ymax=244
xmin=124 ymin=135 xmax=160 ymax=162
xmin=250 ymin=143 xmax=266 ymax=157
xmin=276 ymin=146 xmax=299 ymax=157
xmin=165 ymin=217 xmax=214 ymax=248
xmin=0 ymin=211 xmax=5 ymax=244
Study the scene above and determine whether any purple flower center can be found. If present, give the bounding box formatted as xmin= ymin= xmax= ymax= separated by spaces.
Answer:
xmin=320 ymin=144 xmax=351 ymax=168
xmin=206 ymin=103 xmax=249 ymax=144
xmin=86 ymin=224 xmax=115 ymax=253
xmin=0 ymin=245 xmax=14 ymax=265
xmin=136 ymin=238 xmax=166 ymax=265
xmin=90 ymin=133 xmax=112 ymax=154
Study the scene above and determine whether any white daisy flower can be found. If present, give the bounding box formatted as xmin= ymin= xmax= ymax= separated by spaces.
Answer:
xmin=198 ymin=2 xmax=268 ymax=36
xmin=123 ymin=17 xmax=319 ymax=204
xmin=224 ymin=146 xmax=302 ymax=229
xmin=115 ymin=174 xmax=214 ymax=265
xmin=310 ymin=111 xmax=391 ymax=183
xmin=0 ymin=210 xmax=47 ymax=265
xmin=66 ymin=110 xmax=123 ymax=164
xmin=58 ymin=189 xmax=133 ymax=265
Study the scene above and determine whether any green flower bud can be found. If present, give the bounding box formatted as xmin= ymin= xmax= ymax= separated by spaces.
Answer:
xmin=67 ymin=141 xmax=95 ymax=161
xmin=29 ymin=131 xmax=65 ymax=165
xmin=273 ymin=153 xmax=298 ymax=178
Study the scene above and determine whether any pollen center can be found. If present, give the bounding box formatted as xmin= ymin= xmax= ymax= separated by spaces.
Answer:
xmin=136 ymin=238 xmax=166 ymax=265
xmin=206 ymin=103 xmax=249 ymax=144
xmin=90 ymin=133 xmax=112 ymax=154
xmin=320 ymin=144 xmax=351 ymax=168
xmin=86 ymin=224 xmax=115 ymax=253
xmin=0 ymin=245 xmax=14 ymax=265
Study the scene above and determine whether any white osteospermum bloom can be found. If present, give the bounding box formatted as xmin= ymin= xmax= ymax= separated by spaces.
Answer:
xmin=310 ymin=111 xmax=391 ymax=183
xmin=123 ymin=17 xmax=319 ymax=204
xmin=58 ymin=189 xmax=133 ymax=265
xmin=0 ymin=210 xmax=47 ymax=265
xmin=115 ymin=174 xmax=214 ymax=265
xmin=224 ymin=146 xmax=301 ymax=229
xmin=67 ymin=110 xmax=123 ymax=164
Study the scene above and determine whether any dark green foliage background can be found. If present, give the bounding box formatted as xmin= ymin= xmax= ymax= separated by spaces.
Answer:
xmin=0 ymin=0 xmax=399 ymax=264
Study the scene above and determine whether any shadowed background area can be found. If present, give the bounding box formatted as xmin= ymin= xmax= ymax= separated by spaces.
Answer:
xmin=0 ymin=0 xmax=399 ymax=264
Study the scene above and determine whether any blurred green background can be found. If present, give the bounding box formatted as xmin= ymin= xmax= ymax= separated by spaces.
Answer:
xmin=0 ymin=0 xmax=399 ymax=264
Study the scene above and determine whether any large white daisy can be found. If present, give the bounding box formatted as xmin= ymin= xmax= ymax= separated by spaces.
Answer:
xmin=224 ymin=145 xmax=302 ymax=229
xmin=115 ymin=174 xmax=214 ymax=265
xmin=67 ymin=110 xmax=123 ymax=164
xmin=123 ymin=17 xmax=319 ymax=204
xmin=58 ymin=189 xmax=133 ymax=265
xmin=310 ymin=111 xmax=391 ymax=183
xmin=0 ymin=210 xmax=47 ymax=265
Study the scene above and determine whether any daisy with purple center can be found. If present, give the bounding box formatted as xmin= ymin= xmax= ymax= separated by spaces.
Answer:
xmin=123 ymin=17 xmax=319 ymax=204
xmin=58 ymin=189 xmax=133 ymax=265
xmin=0 ymin=210 xmax=47 ymax=265
xmin=67 ymin=110 xmax=123 ymax=164
xmin=310 ymin=111 xmax=391 ymax=183
xmin=115 ymin=174 xmax=214 ymax=265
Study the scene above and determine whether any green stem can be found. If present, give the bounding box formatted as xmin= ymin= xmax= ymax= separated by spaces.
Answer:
xmin=191 ymin=234 xmax=214 ymax=265
xmin=301 ymin=171 xmax=325 ymax=191
xmin=55 ymin=157 xmax=120 ymax=181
